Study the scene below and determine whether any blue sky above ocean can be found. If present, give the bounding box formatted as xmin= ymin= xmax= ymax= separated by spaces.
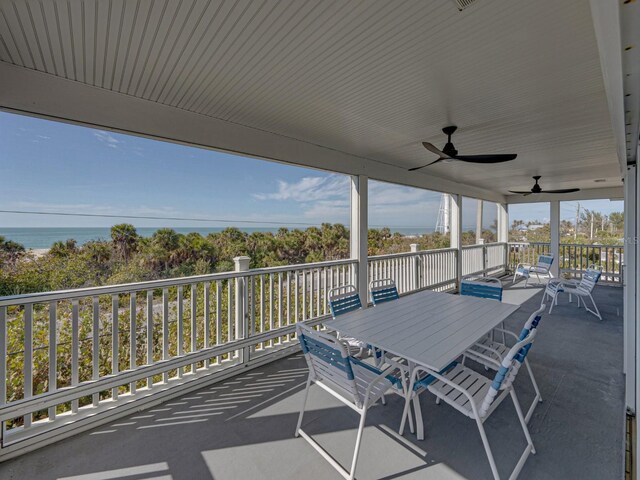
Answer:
xmin=0 ymin=112 xmax=621 ymax=233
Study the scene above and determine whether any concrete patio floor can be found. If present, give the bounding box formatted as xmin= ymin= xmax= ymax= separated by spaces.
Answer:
xmin=0 ymin=281 xmax=624 ymax=480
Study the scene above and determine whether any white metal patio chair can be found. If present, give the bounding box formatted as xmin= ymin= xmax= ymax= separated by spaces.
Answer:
xmin=295 ymin=323 xmax=408 ymax=480
xmin=328 ymin=285 xmax=368 ymax=356
xmin=400 ymin=329 xmax=538 ymax=480
xmin=541 ymin=270 xmax=602 ymax=320
xmin=463 ymin=305 xmax=546 ymax=423
xmin=512 ymin=254 xmax=554 ymax=287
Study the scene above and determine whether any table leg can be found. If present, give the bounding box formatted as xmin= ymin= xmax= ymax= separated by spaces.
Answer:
xmin=408 ymin=361 xmax=425 ymax=440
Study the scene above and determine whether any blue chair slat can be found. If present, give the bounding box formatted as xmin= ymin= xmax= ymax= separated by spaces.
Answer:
xmin=371 ymin=286 xmax=399 ymax=305
xmin=299 ymin=333 xmax=355 ymax=379
xmin=349 ymin=356 xmax=402 ymax=388
xmin=538 ymin=255 xmax=554 ymax=267
xmin=412 ymin=361 xmax=458 ymax=391
xmin=460 ymin=281 xmax=503 ymax=301
xmin=329 ymin=293 xmax=362 ymax=317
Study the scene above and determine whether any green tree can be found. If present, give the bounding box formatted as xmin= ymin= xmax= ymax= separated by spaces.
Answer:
xmin=110 ymin=224 xmax=139 ymax=261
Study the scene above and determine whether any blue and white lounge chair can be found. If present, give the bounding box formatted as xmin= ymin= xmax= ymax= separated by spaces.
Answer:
xmin=400 ymin=329 xmax=538 ymax=480
xmin=542 ymin=270 xmax=602 ymax=320
xmin=369 ymin=278 xmax=400 ymax=305
xmin=295 ymin=323 xmax=406 ymax=480
xmin=464 ymin=305 xmax=546 ymax=423
xmin=513 ymin=254 xmax=554 ymax=287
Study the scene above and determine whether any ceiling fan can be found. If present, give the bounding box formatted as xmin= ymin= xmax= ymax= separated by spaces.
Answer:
xmin=509 ymin=176 xmax=580 ymax=196
xmin=409 ymin=126 xmax=518 ymax=171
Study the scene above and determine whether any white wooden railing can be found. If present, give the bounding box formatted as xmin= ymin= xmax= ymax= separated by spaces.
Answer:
xmin=508 ymin=242 xmax=624 ymax=283
xmin=0 ymin=242 xmax=515 ymax=459
xmin=368 ymin=247 xmax=458 ymax=294
xmin=0 ymin=257 xmax=356 ymax=458
xmin=461 ymin=242 xmax=509 ymax=277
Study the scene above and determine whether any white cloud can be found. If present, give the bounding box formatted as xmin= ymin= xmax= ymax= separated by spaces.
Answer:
xmin=253 ymin=175 xmax=349 ymax=202
xmin=94 ymin=130 xmax=122 ymax=149
xmin=253 ymin=175 xmax=444 ymax=227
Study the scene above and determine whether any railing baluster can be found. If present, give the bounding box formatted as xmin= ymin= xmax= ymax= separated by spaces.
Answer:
xmin=278 ymin=273 xmax=283 ymax=338
xmin=111 ymin=295 xmax=118 ymax=400
xmin=294 ymin=272 xmax=299 ymax=325
xmin=302 ymin=270 xmax=307 ymax=322
xmin=146 ymin=291 xmax=153 ymax=388
xmin=260 ymin=275 xmax=265 ymax=349
xmin=129 ymin=293 xmax=136 ymax=395
xmin=71 ymin=300 xmax=79 ymax=413
xmin=286 ymin=271 xmax=292 ymax=341
xmin=204 ymin=282 xmax=210 ymax=368
xmin=177 ymin=286 xmax=183 ymax=378
xmin=162 ymin=288 xmax=169 ymax=383
xmin=269 ymin=273 xmax=274 ymax=347
xmin=49 ymin=301 xmax=57 ymax=419
xmin=227 ymin=281 xmax=233 ymax=354
xmin=23 ymin=304 xmax=33 ymax=426
xmin=191 ymin=284 xmax=197 ymax=374
xmin=216 ymin=281 xmax=222 ymax=364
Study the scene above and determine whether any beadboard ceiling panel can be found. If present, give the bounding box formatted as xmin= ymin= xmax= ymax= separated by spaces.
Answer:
xmin=0 ymin=0 xmax=622 ymax=196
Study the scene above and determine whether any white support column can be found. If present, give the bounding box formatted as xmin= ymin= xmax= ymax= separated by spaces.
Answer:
xmin=234 ymin=256 xmax=250 ymax=362
xmin=625 ymin=164 xmax=636 ymax=413
xmin=549 ymin=201 xmax=560 ymax=278
xmin=497 ymin=203 xmax=509 ymax=243
xmin=497 ymin=203 xmax=509 ymax=271
xmin=450 ymin=194 xmax=463 ymax=288
xmin=351 ymin=175 xmax=368 ymax=306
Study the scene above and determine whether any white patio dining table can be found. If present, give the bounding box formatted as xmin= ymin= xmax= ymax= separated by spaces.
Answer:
xmin=326 ymin=288 xmax=520 ymax=440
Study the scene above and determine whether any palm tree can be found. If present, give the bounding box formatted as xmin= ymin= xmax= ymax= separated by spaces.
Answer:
xmin=110 ymin=224 xmax=139 ymax=261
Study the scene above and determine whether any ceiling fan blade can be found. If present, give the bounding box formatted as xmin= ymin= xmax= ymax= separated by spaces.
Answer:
xmin=452 ymin=154 xmax=517 ymax=163
xmin=408 ymin=158 xmax=446 ymax=171
xmin=508 ymin=190 xmax=532 ymax=195
xmin=422 ymin=142 xmax=450 ymax=158
xmin=543 ymin=188 xmax=581 ymax=194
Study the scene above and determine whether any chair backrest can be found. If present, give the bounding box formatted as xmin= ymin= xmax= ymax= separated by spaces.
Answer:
xmin=577 ymin=271 xmax=599 ymax=293
xmin=536 ymin=254 xmax=554 ymax=270
xmin=519 ymin=305 xmax=545 ymax=338
xmin=586 ymin=264 xmax=602 ymax=283
xmin=297 ymin=323 xmax=359 ymax=404
xmin=478 ymin=328 xmax=537 ymax=417
xmin=369 ymin=279 xmax=399 ymax=305
xmin=460 ymin=277 xmax=503 ymax=301
xmin=328 ymin=285 xmax=362 ymax=318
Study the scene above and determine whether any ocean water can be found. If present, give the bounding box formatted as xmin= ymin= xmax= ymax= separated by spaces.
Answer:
xmin=0 ymin=226 xmax=445 ymax=249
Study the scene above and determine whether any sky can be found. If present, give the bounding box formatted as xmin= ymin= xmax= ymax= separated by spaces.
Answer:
xmin=0 ymin=111 xmax=621 ymax=231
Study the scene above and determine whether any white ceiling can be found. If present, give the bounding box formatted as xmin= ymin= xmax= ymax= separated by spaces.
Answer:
xmin=0 ymin=0 xmax=623 ymax=197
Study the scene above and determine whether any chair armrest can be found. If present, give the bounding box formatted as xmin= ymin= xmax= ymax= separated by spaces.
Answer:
xmin=491 ymin=327 xmax=520 ymax=343
xmin=364 ymin=365 xmax=403 ymax=399
xmin=410 ymin=365 xmax=478 ymax=410
xmin=515 ymin=263 xmax=531 ymax=270
xmin=466 ymin=345 xmax=503 ymax=369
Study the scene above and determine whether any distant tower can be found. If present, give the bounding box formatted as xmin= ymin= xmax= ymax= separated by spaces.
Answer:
xmin=435 ymin=194 xmax=450 ymax=234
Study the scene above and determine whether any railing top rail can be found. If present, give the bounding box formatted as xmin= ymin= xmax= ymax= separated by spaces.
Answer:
xmin=368 ymin=247 xmax=457 ymax=260
xmin=508 ymin=242 xmax=623 ymax=248
xmin=0 ymin=258 xmax=356 ymax=306
xmin=462 ymin=242 xmax=507 ymax=250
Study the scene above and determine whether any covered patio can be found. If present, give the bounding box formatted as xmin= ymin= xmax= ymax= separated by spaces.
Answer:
xmin=0 ymin=282 xmax=624 ymax=480
xmin=0 ymin=0 xmax=638 ymax=478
